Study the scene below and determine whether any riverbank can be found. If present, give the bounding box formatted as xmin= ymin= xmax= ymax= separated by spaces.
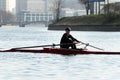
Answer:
xmin=48 ymin=14 xmax=120 ymax=31
xmin=48 ymin=25 xmax=120 ymax=31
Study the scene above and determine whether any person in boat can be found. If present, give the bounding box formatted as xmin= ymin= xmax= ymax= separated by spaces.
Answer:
xmin=60 ymin=27 xmax=81 ymax=49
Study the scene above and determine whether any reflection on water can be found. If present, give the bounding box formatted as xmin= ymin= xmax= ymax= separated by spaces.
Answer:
xmin=0 ymin=26 xmax=120 ymax=80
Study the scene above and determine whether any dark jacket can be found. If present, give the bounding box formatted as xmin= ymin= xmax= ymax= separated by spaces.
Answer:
xmin=60 ymin=33 xmax=79 ymax=48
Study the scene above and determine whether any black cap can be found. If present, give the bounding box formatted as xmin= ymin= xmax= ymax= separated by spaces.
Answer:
xmin=65 ymin=27 xmax=71 ymax=31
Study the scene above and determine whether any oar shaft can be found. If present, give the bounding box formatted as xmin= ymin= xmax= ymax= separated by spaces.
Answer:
xmin=81 ymin=42 xmax=104 ymax=51
xmin=88 ymin=45 xmax=104 ymax=51
xmin=11 ymin=44 xmax=57 ymax=50
xmin=11 ymin=43 xmax=75 ymax=50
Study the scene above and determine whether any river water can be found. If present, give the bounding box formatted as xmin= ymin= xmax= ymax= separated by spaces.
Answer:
xmin=0 ymin=25 xmax=120 ymax=80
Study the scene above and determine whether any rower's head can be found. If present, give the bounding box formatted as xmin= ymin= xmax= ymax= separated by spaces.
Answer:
xmin=65 ymin=27 xmax=71 ymax=34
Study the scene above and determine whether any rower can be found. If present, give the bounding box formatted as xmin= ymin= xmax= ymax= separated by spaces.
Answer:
xmin=60 ymin=27 xmax=81 ymax=49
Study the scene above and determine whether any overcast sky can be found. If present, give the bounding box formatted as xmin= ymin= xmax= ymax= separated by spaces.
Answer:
xmin=9 ymin=0 xmax=120 ymax=11
xmin=9 ymin=0 xmax=15 ymax=11
xmin=110 ymin=0 xmax=120 ymax=2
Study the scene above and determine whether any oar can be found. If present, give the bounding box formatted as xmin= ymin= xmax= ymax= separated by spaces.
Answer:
xmin=10 ymin=44 xmax=59 ymax=50
xmin=81 ymin=42 xmax=104 ymax=51
xmin=0 ymin=44 xmax=56 ymax=51
xmin=9 ymin=43 xmax=76 ymax=50
xmin=0 ymin=43 xmax=75 ymax=51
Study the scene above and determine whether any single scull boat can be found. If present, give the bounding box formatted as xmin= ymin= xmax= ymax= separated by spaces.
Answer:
xmin=0 ymin=48 xmax=120 ymax=55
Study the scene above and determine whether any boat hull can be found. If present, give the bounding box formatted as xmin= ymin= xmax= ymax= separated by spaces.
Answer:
xmin=0 ymin=48 xmax=120 ymax=55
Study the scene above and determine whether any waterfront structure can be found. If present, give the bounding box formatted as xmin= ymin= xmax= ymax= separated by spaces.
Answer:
xmin=24 ymin=12 xmax=54 ymax=23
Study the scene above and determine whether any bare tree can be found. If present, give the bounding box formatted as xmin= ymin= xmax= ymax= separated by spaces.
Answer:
xmin=78 ymin=0 xmax=89 ymax=15
xmin=51 ymin=0 xmax=65 ymax=22
xmin=0 ymin=10 xmax=15 ymax=23
xmin=103 ymin=3 xmax=120 ymax=14
xmin=5 ymin=11 xmax=16 ymax=23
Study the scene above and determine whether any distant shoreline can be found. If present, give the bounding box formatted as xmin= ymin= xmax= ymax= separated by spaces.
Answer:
xmin=48 ymin=14 xmax=120 ymax=31
xmin=48 ymin=25 xmax=120 ymax=31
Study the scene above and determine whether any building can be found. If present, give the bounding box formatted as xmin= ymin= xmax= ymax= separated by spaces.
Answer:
xmin=16 ymin=0 xmax=53 ymax=26
xmin=16 ymin=0 xmax=49 ymax=15
xmin=16 ymin=0 xmax=27 ymax=14
xmin=0 ymin=0 xmax=9 ymax=11
xmin=0 ymin=0 xmax=15 ymax=13
xmin=60 ymin=8 xmax=86 ymax=18
xmin=24 ymin=0 xmax=54 ymax=23
xmin=24 ymin=12 xmax=54 ymax=22
xmin=27 ymin=0 xmax=45 ymax=13
xmin=16 ymin=0 xmax=27 ymax=22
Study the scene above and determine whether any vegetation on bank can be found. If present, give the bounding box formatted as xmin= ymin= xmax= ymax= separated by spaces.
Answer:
xmin=53 ymin=14 xmax=120 ymax=25
xmin=51 ymin=2 xmax=120 ymax=26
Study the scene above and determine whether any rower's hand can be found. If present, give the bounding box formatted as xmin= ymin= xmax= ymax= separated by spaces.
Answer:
xmin=86 ymin=43 xmax=89 ymax=46
xmin=80 ymin=41 xmax=89 ymax=46
xmin=79 ymin=41 xmax=84 ymax=44
xmin=73 ymin=41 xmax=80 ymax=44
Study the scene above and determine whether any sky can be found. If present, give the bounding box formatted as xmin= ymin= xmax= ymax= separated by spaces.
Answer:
xmin=9 ymin=0 xmax=120 ymax=12
xmin=9 ymin=0 xmax=15 ymax=11
xmin=110 ymin=0 xmax=120 ymax=2
xmin=9 ymin=0 xmax=120 ymax=8
xmin=10 ymin=0 xmax=15 ymax=8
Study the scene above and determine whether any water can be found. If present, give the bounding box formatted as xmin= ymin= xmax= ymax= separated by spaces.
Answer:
xmin=0 ymin=25 xmax=120 ymax=80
